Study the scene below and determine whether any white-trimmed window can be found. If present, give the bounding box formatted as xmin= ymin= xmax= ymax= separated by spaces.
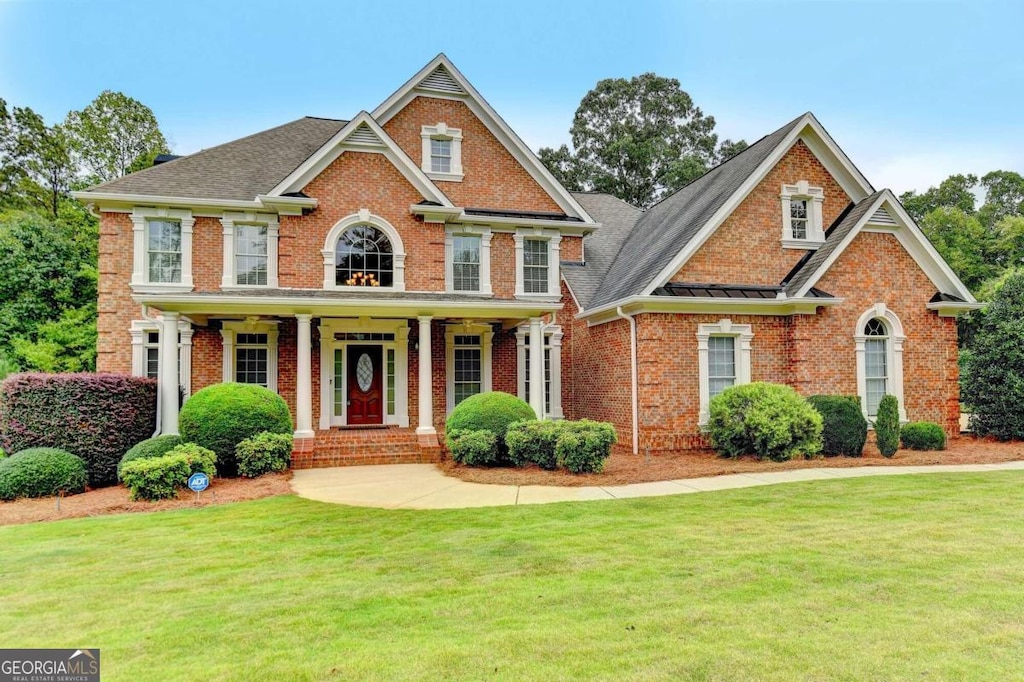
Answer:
xmin=421 ymin=123 xmax=463 ymax=181
xmin=697 ymin=319 xmax=753 ymax=425
xmin=322 ymin=210 xmax=406 ymax=291
xmin=514 ymin=229 xmax=561 ymax=297
xmin=220 ymin=212 xmax=279 ymax=288
xmin=445 ymin=324 xmax=493 ymax=412
xmin=130 ymin=207 xmax=194 ymax=291
xmin=130 ymin=318 xmax=193 ymax=397
xmin=445 ymin=226 xmax=492 ymax=294
xmin=516 ymin=325 xmax=564 ymax=419
xmin=855 ymin=303 xmax=907 ymax=422
xmin=780 ymin=181 xmax=825 ymax=248
xmin=221 ymin=321 xmax=279 ymax=392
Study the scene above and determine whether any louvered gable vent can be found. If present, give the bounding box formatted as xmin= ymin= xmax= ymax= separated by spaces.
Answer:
xmin=868 ymin=206 xmax=898 ymax=226
xmin=346 ymin=123 xmax=382 ymax=146
xmin=419 ymin=65 xmax=465 ymax=94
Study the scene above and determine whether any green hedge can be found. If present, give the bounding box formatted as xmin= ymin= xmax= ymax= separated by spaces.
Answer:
xmin=901 ymin=422 xmax=946 ymax=451
xmin=875 ymin=395 xmax=901 ymax=458
xmin=807 ymin=395 xmax=868 ymax=457
xmin=555 ymin=420 xmax=617 ymax=474
xmin=121 ymin=444 xmax=216 ymax=501
xmin=117 ymin=434 xmax=183 ymax=481
xmin=708 ymin=382 xmax=823 ymax=462
xmin=447 ymin=429 xmax=498 ymax=466
xmin=0 ymin=447 xmax=87 ymax=500
xmin=445 ymin=391 xmax=535 ymax=465
xmin=505 ymin=420 xmax=562 ymax=469
xmin=236 ymin=431 xmax=293 ymax=478
xmin=179 ymin=383 xmax=292 ymax=476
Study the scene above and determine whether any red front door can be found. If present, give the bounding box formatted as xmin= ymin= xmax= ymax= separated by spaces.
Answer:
xmin=347 ymin=345 xmax=383 ymax=425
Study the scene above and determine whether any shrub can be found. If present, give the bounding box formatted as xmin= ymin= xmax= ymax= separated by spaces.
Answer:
xmin=963 ymin=274 xmax=1024 ymax=440
xmin=179 ymin=383 xmax=292 ymax=476
xmin=0 ymin=447 xmax=87 ymax=500
xmin=445 ymin=391 xmax=535 ymax=465
xmin=555 ymin=420 xmax=617 ymax=474
xmin=807 ymin=395 xmax=868 ymax=457
xmin=121 ymin=445 xmax=215 ymax=501
xmin=447 ymin=429 xmax=498 ymax=466
xmin=505 ymin=420 xmax=562 ymax=469
xmin=0 ymin=373 xmax=157 ymax=487
xmin=708 ymin=382 xmax=823 ymax=462
xmin=117 ymin=435 xmax=183 ymax=481
xmin=236 ymin=432 xmax=293 ymax=478
xmin=165 ymin=443 xmax=217 ymax=477
xmin=874 ymin=395 xmax=901 ymax=458
xmin=901 ymin=421 xmax=946 ymax=451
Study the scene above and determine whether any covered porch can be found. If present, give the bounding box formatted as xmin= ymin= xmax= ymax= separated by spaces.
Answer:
xmin=137 ymin=290 xmax=563 ymax=466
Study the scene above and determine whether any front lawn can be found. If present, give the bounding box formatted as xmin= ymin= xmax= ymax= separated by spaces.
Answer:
xmin=3 ymin=474 xmax=1024 ymax=680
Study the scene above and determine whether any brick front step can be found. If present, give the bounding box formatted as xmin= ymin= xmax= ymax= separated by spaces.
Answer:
xmin=292 ymin=427 xmax=441 ymax=468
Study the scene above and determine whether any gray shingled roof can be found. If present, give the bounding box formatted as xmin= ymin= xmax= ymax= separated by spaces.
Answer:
xmin=782 ymin=190 xmax=885 ymax=296
xmin=562 ymin=192 xmax=643 ymax=306
xmin=85 ymin=117 xmax=347 ymax=201
xmin=585 ymin=114 xmax=808 ymax=309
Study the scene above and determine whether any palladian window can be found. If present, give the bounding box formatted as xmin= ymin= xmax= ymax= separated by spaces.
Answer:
xmin=335 ymin=224 xmax=394 ymax=287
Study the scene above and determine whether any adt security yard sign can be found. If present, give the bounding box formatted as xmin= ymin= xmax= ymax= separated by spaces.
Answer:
xmin=188 ymin=473 xmax=210 ymax=499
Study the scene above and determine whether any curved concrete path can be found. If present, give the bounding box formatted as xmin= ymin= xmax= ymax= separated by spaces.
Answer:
xmin=291 ymin=460 xmax=1024 ymax=510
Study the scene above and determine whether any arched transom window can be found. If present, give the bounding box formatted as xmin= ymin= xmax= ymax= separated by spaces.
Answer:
xmin=335 ymin=224 xmax=393 ymax=287
xmin=863 ymin=318 xmax=889 ymax=417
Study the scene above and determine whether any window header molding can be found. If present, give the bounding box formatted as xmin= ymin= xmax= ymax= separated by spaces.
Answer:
xmin=130 ymin=206 xmax=194 ymax=293
xmin=696 ymin=319 xmax=753 ymax=425
xmin=421 ymin=122 xmax=464 ymax=182
xmin=780 ymin=180 xmax=825 ymax=249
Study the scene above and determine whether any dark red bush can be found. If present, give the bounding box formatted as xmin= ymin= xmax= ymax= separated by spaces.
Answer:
xmin=0 ymin=373 xmax=157 ymax=487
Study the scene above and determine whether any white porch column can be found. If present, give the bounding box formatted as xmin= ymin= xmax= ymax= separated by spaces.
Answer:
xmin=528 ymin=316 xmax=545 ymax=419
xmin=417 ymin=316 xmax=436 ymax=436
xmin=295 ymin=314 xmax=314 ymax=438
xmin=548 ymin=328 xmax=563 ymax=419
xmin=158 ymin=312 xmax=180 ymax=435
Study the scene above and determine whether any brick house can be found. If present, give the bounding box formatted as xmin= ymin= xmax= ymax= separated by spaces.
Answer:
xmin=74 ymin=55 xmax=980 ymax=465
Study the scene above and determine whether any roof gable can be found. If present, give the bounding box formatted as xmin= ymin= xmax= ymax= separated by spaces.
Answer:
xmin=372 ymin=54 xmax=595 ymax=223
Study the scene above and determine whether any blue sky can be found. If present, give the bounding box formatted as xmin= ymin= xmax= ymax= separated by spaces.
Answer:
xmin=2 ymin=0 xmax=1022 ymax=195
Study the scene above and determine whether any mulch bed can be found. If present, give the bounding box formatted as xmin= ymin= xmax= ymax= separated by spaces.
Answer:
xmin=0 ymin=472 xmax=292 ymax=527
xmin=437 ymin=436 xmax=1024 ymax=487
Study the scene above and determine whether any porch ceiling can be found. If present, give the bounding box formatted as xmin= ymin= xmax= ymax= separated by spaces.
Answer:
xmin=134 ymin=289 xmax=562 ymax=320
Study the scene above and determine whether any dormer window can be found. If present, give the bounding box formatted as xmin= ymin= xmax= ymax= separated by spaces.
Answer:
xmin=780 ymin=181 xmax=825 ymax=249
xmin=421 ymin=123 xmax=463 ymax=181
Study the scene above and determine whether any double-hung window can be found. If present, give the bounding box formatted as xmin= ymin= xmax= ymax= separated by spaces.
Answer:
xmin=144 ymin=332 xmax=160 ymax=379
xmin=131 ymin=207 xmax=194 ymax=291
xmin=235 ymin=224 xmax=268 ymax=286
xmin=523 ymin=239 xmax=549 ymax=294
xmin=421 ymin=123 xmax=463 ymax=180
xmin=452 ymin=235 xmax=481 ymax=291
xmin=452 ymin=335 xmax=482 ymax=406
xmin=707 ymin=336 xmax=737 ymax=399
xmin=430 ymin=139 xmax=452 ymax=174
xmin=697 ymin=320 xmax=753 ymax=425
xmin=235 ymin=333 xmax=269 ymax=387
xmin=863 ymin=319 xmax=889 ymax=417
xmin=780 ymin=181 xmax=825 ymax=248
xmin=147 ymin=219 xmax=182 ymax=284
xmin=789 ymin=199 xmax=808 ymax=240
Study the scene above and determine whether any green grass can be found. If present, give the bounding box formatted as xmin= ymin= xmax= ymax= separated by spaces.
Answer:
xmin=3 ymin=474 xmax=1024 ymax=681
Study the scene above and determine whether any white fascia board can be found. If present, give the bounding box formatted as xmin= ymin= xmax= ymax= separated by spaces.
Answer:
xmin=72 ymin=191 xmax=288 ymax=213
xmin=579 ymin=294 xmax=843 ymax=326
xmin=371 ymin=54 xmax=596 ymax=223
xmin=455 ymin=212 xmax=600 ymax=234
xmin=639 ymin=113 xmax=876 ymax=298
xmin=266 ymin=112 xmax=453 ymax=207
xmin=926 ymin=301 xmax=985 ymax=316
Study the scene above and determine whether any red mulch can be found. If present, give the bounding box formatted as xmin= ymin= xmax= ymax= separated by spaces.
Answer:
xmin=437 ymin=436 xmax=1024 ymax=487
xmin=0 ymin=472 xmax=292 ymax=527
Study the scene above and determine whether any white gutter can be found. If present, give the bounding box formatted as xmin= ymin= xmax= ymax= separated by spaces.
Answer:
xmin=616 ymin=306 xmax=639 ymax=455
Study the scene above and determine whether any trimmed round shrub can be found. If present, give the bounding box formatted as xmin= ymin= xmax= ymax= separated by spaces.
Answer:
xmin=807 ymin=395 xmax=868 ymax=457
xmin=0 ymin=447 xmax=87 ymax=500
xmin=118 ymin=435 xmax=183 ymax=481
xmin=708 ymin=382 xmax=823 ymax=462
xmin=236 ymin=431 xmax=293 ymax=478
xmin=554 ymin=420 xmax=617 ymax=474
xmin=445 ymin=391 xmax=535 ymax=465
xmin=179 ymin=383 xmax=292 ymax=476
xmin=166 ymin=442 xmax=217 ymax=477
xmin=901 ymin=421 xmax=946 ymax=451
xmin=875 ymin=395 xmax=901 ymax=458
xmin=505 ymin=420 xmax=562 ymax=469
xmin=447 ymin=429 xmax=498 ymax=466
xmin=121 ymin=444 xmax=216 ymax=501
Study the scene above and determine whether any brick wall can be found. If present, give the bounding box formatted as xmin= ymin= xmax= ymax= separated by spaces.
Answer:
xmin=96 ymin=212 xmax=134 ymax=374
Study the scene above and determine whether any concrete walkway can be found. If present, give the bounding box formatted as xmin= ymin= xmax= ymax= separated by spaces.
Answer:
xmin=291 ymin=460 xmax=1024 ymax=510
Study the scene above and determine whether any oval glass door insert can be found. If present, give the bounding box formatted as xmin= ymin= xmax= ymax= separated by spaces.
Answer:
xmin=356 ymin=353 xmax=374 ymax=392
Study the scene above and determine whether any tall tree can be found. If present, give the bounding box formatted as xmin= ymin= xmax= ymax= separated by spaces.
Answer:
xmin=918 ymin=207 xmax=996 ymax=292
xmin=65 ymin=90 xmax=169 ymax=184
xmin=539 ymin=74 xmax=741 ymax=208
xmin=899 ymin=173 xmax=978 ymax=223
xmin=9 ymin=106 xmax=75 ymax=216
xmin=978 ymin=170 xmax=1024 ymax=228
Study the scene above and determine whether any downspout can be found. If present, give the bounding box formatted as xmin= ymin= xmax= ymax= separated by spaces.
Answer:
xmin=615 ymin=307 xmax=639 ymax=455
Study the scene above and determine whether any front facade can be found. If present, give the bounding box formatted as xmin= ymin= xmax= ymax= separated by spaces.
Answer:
xmin=77 ymin=55 xmax=979 ymax=465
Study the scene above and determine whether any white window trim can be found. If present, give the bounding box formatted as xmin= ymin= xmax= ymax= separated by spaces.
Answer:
xmin=321 ymin=209 xmax=406 ymax=291
xmin=854 ymin=303 xmax=907 ymax=423
xmin=421 ymin=122 xmax=463 ymax=181
xmin=130 ymin=206 xmax=194 ymax=293
xmin=445 ymin=323 xmax=493 ymax=414
xmin=780 ymin=181 xmax=825 ymax=249
xmin=220 ymin=211 xmax=279 ymax=289
xmin=444 ymin=225 xmax=492 ymax=295
xmin=515 ymin=324 xmax=563 ymax=419
xmin=697 ymin=319 xmax=753 ymax=426
xmin=130 ymin=318 xmax=193 ymax=398
xmin=221 ymin=320 xmax=279 ymax=391
xmin=513 ymin=228 xmax=561 ymax=299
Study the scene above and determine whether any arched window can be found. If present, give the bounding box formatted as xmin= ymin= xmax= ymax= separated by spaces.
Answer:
xmin=863 ymin=318 xmax=889 ymax=417
xmin=855 ymin=304 xmax=907 ymax=422
xmin=335 ymin=224 xmax=393 ymax=287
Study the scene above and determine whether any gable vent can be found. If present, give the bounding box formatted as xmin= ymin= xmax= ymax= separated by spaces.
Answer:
xmin=868 ymin=207 xmax=898 ymax=226
xmin=419 ymin=66 xmax=465 ymax=94
xmin=346 ymin=123 xmax=382 ymax=146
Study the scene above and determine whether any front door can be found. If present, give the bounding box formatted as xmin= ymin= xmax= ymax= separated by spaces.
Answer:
xmin=347 ymin=345 xmax=383 ymax=425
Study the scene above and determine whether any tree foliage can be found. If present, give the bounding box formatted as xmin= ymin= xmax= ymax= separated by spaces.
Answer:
xmin=900 ymin=173 xmax=978 ymax=223
xmin=538 ymin=73 xmax=744 ymax=208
